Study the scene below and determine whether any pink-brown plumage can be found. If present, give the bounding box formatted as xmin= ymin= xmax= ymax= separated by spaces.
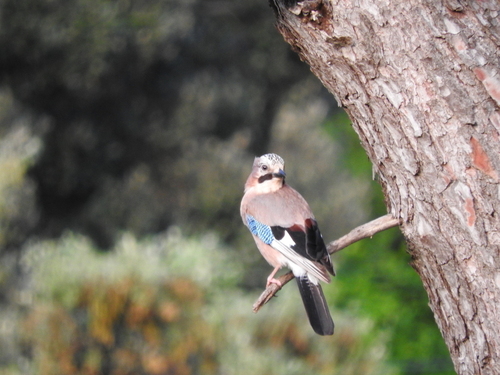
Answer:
xmin=241 ymin=153 xmax=335 ymax=335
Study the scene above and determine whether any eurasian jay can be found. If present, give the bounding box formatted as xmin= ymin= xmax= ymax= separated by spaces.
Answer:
xmin=241 ymin=153 xmax=335 ymax=336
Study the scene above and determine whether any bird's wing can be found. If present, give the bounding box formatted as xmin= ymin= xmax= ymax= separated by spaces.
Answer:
xmin=245 ymin=214 xmax=331 ymax=283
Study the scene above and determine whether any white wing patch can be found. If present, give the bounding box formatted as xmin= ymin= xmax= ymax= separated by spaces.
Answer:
xmin=270 ymin=231 xmax=330 ymax=284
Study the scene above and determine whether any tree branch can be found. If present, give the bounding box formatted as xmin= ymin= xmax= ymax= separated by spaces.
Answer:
xmin=326 ymin=214 xmax=401 ymax=254
xmin=252 ymin=214 xmax=400 ymax=313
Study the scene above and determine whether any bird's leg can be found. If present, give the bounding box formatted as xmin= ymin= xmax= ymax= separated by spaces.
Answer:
xmin=266 ymin=266 xmax=283 ymax=287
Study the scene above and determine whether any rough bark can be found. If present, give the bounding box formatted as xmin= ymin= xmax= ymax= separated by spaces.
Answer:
xmin=268 ymin=0 xmax=500 ymax=374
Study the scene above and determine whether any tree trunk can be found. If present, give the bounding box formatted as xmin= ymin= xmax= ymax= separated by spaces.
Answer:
xmin=268 ymin=0 xmax=500 ymax=373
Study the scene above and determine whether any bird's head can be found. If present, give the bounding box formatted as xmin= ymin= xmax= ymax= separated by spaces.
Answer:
xmin=244 ymin=153 xmax=286 ymax=193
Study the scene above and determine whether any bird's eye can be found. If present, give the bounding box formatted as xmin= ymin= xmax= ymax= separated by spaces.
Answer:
xmin=261 ymin=165 xmax=268 ymax=171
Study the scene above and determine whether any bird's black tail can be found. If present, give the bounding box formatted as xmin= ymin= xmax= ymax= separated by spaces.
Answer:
xmin=295 ymin=276 xmax=334 ymax=335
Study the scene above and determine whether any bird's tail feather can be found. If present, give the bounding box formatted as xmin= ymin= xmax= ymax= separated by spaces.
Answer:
xmin=295 ymin=276 xmax=334 ymax=335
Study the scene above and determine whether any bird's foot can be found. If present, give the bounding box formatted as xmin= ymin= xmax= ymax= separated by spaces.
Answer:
xmin=266 ymin=277 xmax=282 ymax=288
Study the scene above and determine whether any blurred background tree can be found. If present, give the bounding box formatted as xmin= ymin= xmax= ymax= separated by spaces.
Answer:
xmin=0 ymin=0 xmax=454 ymax=374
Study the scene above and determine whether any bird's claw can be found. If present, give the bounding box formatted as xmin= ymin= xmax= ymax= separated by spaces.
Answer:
xmin=266 ymin=277 xmax=282 ymax=288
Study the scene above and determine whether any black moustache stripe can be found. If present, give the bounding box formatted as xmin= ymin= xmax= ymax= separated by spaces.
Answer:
xmin=258 ymin=173 xmax=274 ymax=183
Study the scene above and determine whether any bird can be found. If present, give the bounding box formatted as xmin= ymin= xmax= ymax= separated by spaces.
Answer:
xmin=240 ymin=153 xmax=335 ymax=335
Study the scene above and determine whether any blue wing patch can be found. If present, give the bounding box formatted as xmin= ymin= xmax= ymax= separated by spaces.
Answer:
xmin=246 ymin=215 xmax=275 ymax=245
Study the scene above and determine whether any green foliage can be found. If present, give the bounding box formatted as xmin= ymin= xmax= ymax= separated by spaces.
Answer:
xmin=322 ymin=111 xmax=373 ymax=177
xmin=0 ymin=97 xmax=41 ymax=249
xmin=0 ymin=0 xmax=317 ymax=248
xmin=20 ymin=231 xmax=234 ymax=375
xmin=323 ymin=113 xmax=455 ymax=375
xmin=334 ymin=232 xmax=454 ymax=374
xmin=19 ymin=231 xmax=397 ymax=375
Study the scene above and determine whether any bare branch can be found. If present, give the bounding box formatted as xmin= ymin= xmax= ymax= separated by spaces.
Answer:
xmin=252 ymin=272 xmax=294 ymax=313
xmin=252 ymin=214 xmax=400 ymax=313
xmin=327 ymin=214 xmax=400 ymax=254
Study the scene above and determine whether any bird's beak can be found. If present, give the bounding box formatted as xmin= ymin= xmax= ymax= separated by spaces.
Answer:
xmin=273 ymin=169 xmax=286 ymax=179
